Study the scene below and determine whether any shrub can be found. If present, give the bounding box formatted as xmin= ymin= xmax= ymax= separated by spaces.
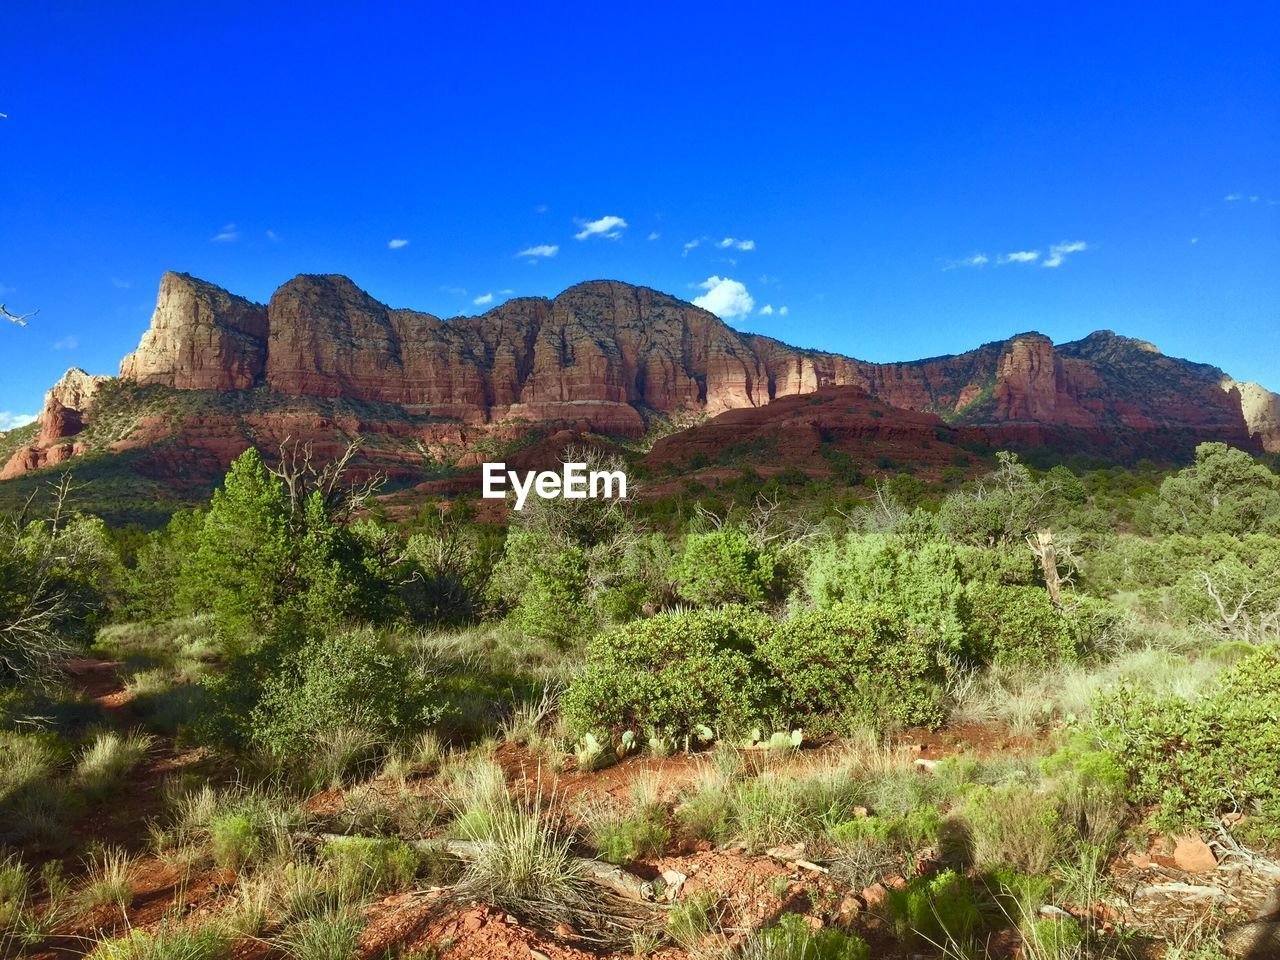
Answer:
xmin=740 ymin=912 xmax=870 ymax=960
xmin=320 ymin=837 xmax=419 ymax=899
xmin=965 ymin=584 xmax=1074 ymax=668
xmin=758 ymin=602 xmax=946 ymax=731
xmin=208 ymin=628 xmax=444 ymax=760
xmin=804 ymin=534 xmax=970 ymax=656
xmin=488 ymin=530 xmax=596 ymax=644
xmin=1094 ymin=646 xmax=1280 ymax=832
xmin=666 ymin=889 xmax=718 ymax=949
xmin=887 ymin=869 xmax=985 ymax=948
xmin=674 ymin=530 xmax=778 ymax=607
xmin=208 ymin=813 xmax=263 ymax=872
xmin=589 ymin=811 xmax=669 ymax=864
xmin=562 ymin=607 xmax=778 ymax=745
xmin=962 ymin=784 xmax=1064 ymax=875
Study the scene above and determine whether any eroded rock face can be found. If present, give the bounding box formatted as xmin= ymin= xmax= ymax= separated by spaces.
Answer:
xmin=1227 ymin=380 xmax=1280 ymax=452
xmin=120 ymin=272 xmax=267 ymax=390
xmin=4 ymin=273 xmax=1270 ymax=486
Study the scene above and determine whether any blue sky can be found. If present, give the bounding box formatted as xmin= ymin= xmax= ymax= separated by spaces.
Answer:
xmin=1 ymin=2 xmax=1277 ymax=426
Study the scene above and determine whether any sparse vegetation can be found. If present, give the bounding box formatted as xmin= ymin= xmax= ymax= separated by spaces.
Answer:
xmin=1 ymin=441 xmax=1277 ymax=959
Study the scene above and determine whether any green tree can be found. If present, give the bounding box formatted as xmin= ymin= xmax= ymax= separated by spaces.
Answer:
xmin=1150 ymin=442 xmax=1280 ymax=537
xmin=674 ymin=529 xmax=778 ymax=607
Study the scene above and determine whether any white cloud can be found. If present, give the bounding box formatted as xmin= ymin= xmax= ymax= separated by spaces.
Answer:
xmin=53 ymin=335 xmax=79 ymax=350
xmin=1042 ymin=240 xmax=1088 ymax=268
xmin=517 ymin=244 xmax=559 ymax=258
xmin=759 ymin=304 xmax=774 ymax=316
xmin=1225 ymin=193 xmax=1243 ymax=201
xmin=266 ymin=229 xmax=280 ymax=242
xmin=1190 ymin=237 xmax=1199 ymax=244
xmin=499 ymin=289 xmax=515 ymax=295
xmin=681 ymin=238 xmax=701 ymax=256
xmin=473 ymin=293 xmax=494 ymax=306
xmin=779 ymin=306 xmax=789 ymax=316
xmin=574 ymin=215 xmax=627 ymax=240
xmin=998 ymin=250 xmax=1040 ymax=264
xmin=717 ymin=237 xmax=755 ymax=251
xmin=111 ymin=277 xmax=132 ymax=289
xmin=440 ymin=286 xmax=467 ymax=296
xmin=943 ymin=253 xmax=990 ymax=270
xmin=211 ymin=223 xmax=239 ymax=243
xmin=647 ymin=232 xmax=660 ymax=241
xmin=0 ymin=412 xmax=37 ymax=431
xmin=388 ymin=238 xmax=410 ymax=249
xmin=692 ymin=276 xmax=754 ymax=320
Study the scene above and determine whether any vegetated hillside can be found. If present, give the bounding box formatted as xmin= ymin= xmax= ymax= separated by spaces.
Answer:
xmin=2 ymin=272 xmax=1277 ymax=514
xmin=3 ymin=432 xmax=1280 ymax=960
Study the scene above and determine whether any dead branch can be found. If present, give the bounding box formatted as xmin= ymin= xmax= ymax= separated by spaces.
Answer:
xmin=1 ymin=304 xmax=38 ymax=327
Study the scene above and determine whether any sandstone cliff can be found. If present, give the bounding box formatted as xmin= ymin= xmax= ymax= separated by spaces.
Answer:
xmin=1226 ymin=380 xmax=1280 ymax=452
xmin=4 ymin=272 xmax=1275 ymax=490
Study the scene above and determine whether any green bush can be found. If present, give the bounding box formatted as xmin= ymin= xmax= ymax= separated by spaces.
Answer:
xmin=757 ymin=602 xmax=946 ymax=731
xmin=965 ymin=584 xmax=1075 ymax=667
xmin=204 ymin=628 xmax=444 ymax=760
xmin=209 ymin=813 xmax=263 ymax=872
xmin=887 ymin=869 xmax=985 ymax=948
xmin=1094 ymin=646 xmax=1280 ymax=834
xmin=674 ymin=530 xmax=778 ymax=607
xmin=742 ymin=912 xmax=870 ymax=960
xmin=488 ymin=530 xmax=596 ymax=644
xmin=804 ymin=534 xmax=970 ymax=656
xmin=591 ymin=811 xmax=669 ymax=864
xmin=962 ymin=784 xmax=1064 ymax=875
xmin=321 ymin=837 xmax=419 ymax=898
xmin=562 ymin=607 xmax=778 ymax=745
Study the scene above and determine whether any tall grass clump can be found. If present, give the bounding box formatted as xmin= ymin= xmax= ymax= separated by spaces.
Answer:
xmin=77 ymin=731 xmax=155 ymax=800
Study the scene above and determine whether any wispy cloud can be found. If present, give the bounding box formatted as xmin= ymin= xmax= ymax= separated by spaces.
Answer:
xmin=211 ymin=223 xmax=239 ymax=243
xmin=681 ymin=238 xmax=701 ymax=257
xmin=499 ymin=289 xmax=515 ymax=295
xmin=998 ymin=250 xmax=1040 ymax=264
xmin=266 ymin=229 xmax=280 ymax=242
xmin=759 ymin=304 xmax=774 ymax=316
xmin=943 ymin=253 xmax=990 ymax=270
xmin=692 ymin=276 xmax=754 ymax=320
xmin=647 ymin=232 xmax=660 ymax=241
xmin=473 ymin=293 xmax=494 ymax=306
xmin=53 ymin=335 xmax=79 ymax=350
xmin=517 ymin=244 xmax=559 ymax=259
xmin=534 ymin=204 xmax=549 ymax=214
xmin=111 ymin=277 xmax=132 ymax=289
xmin=1224 ymin=192 xmax=1276 ymax=206
xmin=716 ymin=237 xmax=755 ymax=251
xmin=1042 ymin=240 xmax=1088 ymax=268
xmin=0 ymin=412 xmax=37 ymax=431
xmin=779 ymin=306 xmax=789 ymax=316
xmin=574 ymin=215 xmax=627 ymax=240
xmin=440 ymin=286 xmax=467 ymax=297
xmin=388 ymin=238 xmax=410 ymax=250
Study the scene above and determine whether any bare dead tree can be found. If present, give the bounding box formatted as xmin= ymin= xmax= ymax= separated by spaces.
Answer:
xmin=1 ymin=304 xmax=38 ymax=327
xmin=270 ymin=437 xmax=382 ymax=522
xmin=1197 ymin=569 xmax=1279 ymax=645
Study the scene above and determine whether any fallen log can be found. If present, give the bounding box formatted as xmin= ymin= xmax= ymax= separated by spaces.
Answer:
xmin=313 ymin=833 xmax=657 ymax=903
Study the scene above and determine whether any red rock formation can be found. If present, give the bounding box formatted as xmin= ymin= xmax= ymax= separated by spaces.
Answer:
xmin=120 ymin=272 xmax=268 ymax=390
xmin=3 ymin=273 xmax=1272 ymax=491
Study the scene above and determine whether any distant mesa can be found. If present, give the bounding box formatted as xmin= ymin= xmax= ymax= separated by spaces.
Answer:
xmin=1 ymin=271 xmax=1276 ymax=496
